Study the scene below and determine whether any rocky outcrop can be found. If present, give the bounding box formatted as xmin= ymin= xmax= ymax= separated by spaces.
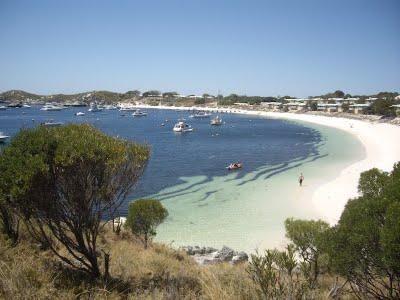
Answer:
xmin=181 ymin=245 xmax=248 ymax=265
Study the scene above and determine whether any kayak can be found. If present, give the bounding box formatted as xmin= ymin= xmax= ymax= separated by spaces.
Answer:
xmin=227 ymin=163 xmax=242 ymax=170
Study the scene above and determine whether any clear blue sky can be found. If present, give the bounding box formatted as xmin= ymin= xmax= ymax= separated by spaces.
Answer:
xmin=0 ymin=0 xmax=399 ymax=97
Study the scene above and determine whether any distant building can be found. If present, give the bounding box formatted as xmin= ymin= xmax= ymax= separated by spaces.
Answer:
xmin=260 ymin=102 xmax=281 ymax=110
xmin=392 ymin=104 xmax=400 ymax=116
xmin=283 ymin=102 xmax=306 ymax=111
xmin=349 ymin=103 xmax=370 ymax=114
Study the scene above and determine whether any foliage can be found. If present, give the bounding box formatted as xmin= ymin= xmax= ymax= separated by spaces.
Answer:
xmin=218 ymin=94 xmax=277 ymax=106
xmin=309 ymin=102 xmax=318 ymax=111
xmin=320 ymin=90 xmax=345 ymax=99
xmin=284 ymin=218 xmax=330 ymax=286
xmin=341 ymin=102 xmax=350 ymax=112
xmin=125 ymin=199 xmax=168 ymax=249
xmin=325 ymin=163 xmax=400 ymax=299
xmin=162 ymin=91 xmax=178 ymax=98
xmin=0 ymin=124 xmax=150 ymax=278
xmin=247 ymin=245 xmax=310 ymax=299
xmin=367 ymin=98 xmax=396 ymax=117
xmin=194 ymin=98 xmax=206 ymax=105
xmin=142 ymin=90 xmax=161 ymax=97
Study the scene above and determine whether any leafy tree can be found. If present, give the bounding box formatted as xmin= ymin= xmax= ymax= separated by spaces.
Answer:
xmin=125 ymin=199 xmax=168 ymax=249
xmin=142 ymin=90 xmax=161 ymax=97
xmin=194 ymin=98 xmax=206 ymax=105
xmin=284 ymin=218 xmax=330 ymax=286
xmin=0 ymin=124 xmax=150 ymax=278
xmin=125 ymin=90 xmax=141 ymax=97
xmin=325 ymin=163 xmax=400 ymax=299
xmin=368 ymin=99 xmax=395 ymax=117
xmin=341 ymin=103 xmax=350 ymax=113
xmin=309 ymin=102 xmax=318 ymax=111
xmin=333 ymin=90 xmax=345 ymax=98
xmin=162 ymin=92 xmax=178 ymax=98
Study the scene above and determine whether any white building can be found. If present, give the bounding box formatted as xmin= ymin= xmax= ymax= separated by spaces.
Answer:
xmin=260 ymin=102 xmax=281 ymax=110
xmin=392 ymin=104 xmax=400 ymax=116
xmin=284 ymin=102 xmax=306 ymax=111
xmin=349 ymin=103 xmax=370 ymax=114
xmin=317 ymin=103 xmax=340 ymax=113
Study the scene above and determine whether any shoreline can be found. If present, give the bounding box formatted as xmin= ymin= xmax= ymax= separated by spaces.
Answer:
xmin=134 ymin=104 xmax=400 ymax=225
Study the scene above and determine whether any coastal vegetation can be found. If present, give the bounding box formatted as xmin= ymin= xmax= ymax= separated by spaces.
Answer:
xmin=125 ymin=199 xmax=168 ymax=249
xmin=0 ymin=124 xmax=399 ymax=299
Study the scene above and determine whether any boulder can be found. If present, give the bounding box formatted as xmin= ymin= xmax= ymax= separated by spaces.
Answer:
xmin=232 ymin=251 xmax=249 ymax=264
xmin=180 ymin=245 xmax=248 ymax=265
xmin=214 ymin=246 xmax=235 ymax=262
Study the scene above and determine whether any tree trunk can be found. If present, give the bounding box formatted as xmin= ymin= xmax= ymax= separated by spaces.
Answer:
xmin=144 ymin=233 xmax=148 ymax=249
xmin=0 ymin=205 xmax=19 ymax=245
xmin=103 ymin=250 xmax=110 ymax=281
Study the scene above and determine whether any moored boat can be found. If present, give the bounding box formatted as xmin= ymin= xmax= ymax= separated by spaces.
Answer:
xmin=211 ymin=116 xmax=223 ymax=125
xmin=88 ymin=102 xmax=102 ymax=112
xmin=0 ymin=132 xmax=10 ymax=143
xmin=173 ymin=121 xmax=193 ymax=132
xmin=75 ymin=112 xmax=85 ymax=116
xmin=132 ymin=110 xmax=147 ymax=117
xmin=41 ymin=120 xmax=63 ymax=127
xmin=41 ymin=104 xmax=64 ymax=111
xmin=190 ymin=111 xmax=212 ymax=118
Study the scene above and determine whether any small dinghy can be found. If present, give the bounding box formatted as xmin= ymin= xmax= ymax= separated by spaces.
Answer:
xmin=226 ymin=162 xmax=242 ymax=170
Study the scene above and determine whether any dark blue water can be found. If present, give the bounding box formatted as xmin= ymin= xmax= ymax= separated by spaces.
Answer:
xmin=0 ymin=106 xmax=322 ymax=214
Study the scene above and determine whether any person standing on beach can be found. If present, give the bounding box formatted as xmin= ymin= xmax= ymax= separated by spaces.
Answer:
xmin=299 ymin=173 xmax=304 ymax=186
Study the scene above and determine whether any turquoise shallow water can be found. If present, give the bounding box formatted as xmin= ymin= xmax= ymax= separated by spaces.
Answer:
xmin=0 ymin=107 xmax=364 ymax=252
xmin=147 ymin=118 xmax=365 ymax=252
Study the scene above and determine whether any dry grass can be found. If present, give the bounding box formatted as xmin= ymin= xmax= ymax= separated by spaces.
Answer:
xmin=0 ymin=225 xmax=356 ymax=299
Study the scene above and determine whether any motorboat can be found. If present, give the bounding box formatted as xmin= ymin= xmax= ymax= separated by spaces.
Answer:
xmin=0 ymin=132 xmax=10 ymax=143
xmin=119 ymin=106 xmax=137 ymax=111
xmin=88 ymin=102 xmax=103 ymax=112
xmin=7 ymin=103 xmax=23 ymax=108
xmin=22 ymin=104 xmax=31 ymax=108
xmin=0 ymin=106 xmax=7 ymax=110
xmin=173 ymin=121 xmax=193 ymax=133
xmin=75 ymin=112 xmax=85 ymax=116
xmin=132 ymin=110 xmax=147 ymax=117
xmin=41 ymin=104 xmax=64 ymax=111
xmin=190 ymin=111 xmax=212 ymax=118
xmin=226 ymin=162 xmax=242 ymax=170
xmin=103 ymin=105 xmax=117 ymax=110
xmin=41 ymin=120 xmax=63 ymax=127
xmin=211 ymin=116 xmax=223 ymax=125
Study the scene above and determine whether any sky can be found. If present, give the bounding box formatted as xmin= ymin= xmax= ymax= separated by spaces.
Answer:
xmin=0 ymin=0 xmax=399 ymax=97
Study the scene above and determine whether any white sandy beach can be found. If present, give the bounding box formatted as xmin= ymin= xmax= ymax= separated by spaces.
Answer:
xmin=132 ymin=104 xmax=400 ymax=225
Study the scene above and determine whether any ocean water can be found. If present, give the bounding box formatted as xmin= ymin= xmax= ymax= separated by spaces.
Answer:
xmin=0 ymin=106 xmax=364 ymax=251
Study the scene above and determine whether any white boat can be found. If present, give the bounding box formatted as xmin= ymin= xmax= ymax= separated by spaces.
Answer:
xmin=41 ymin=120 xmax=63 ymax=127
xmin=103 ymin=105 xmax=117 ymax=110
xmin=211 ymin=116 xmax=223 ymax=125
xmin=88 ymin=102 xmax=103 ymax=112
xmin=190 ymin=111 xmax=212 ymax=118
xmin=0 ymin=132 xmax=10 ymax=143
xmin=41 ymin=104 xmax=64 ymax=111
xmin=119 ymin=106 xmax=137 ymax=111
xmin=173 ymin=121 xmax=193 ymax=133
xmin=22 ymin=104 xmax=31 ymax=108
xmin=132 ymin=110 xmax=147 ymax=117
xmin=75 ymin=112 xmax=85 ymax=116
xmin=0 ymin=106 xmax=7 ymax=110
